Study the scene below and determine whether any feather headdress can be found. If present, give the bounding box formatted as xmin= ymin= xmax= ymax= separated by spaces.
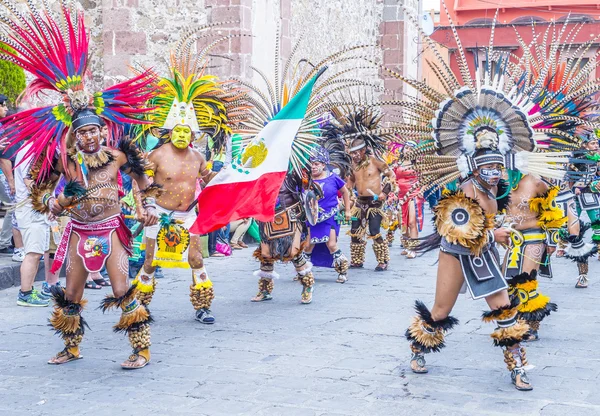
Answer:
xmin=233 ymin=27 xmax=379 ymax=175
xmin=0 ymin=0 xmax=156 ymax=179
xmin=146 ymin=22 xmax=248 ymax=153
xmin=324 ymin=106 xmax=387 ymax=161
xmin=371 ymin=5 xmax=600 ymax=194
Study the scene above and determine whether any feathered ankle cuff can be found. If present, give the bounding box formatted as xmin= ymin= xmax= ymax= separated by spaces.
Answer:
xmin=405 ymin=301 xmax=459 ymax=353
xmin=49 ymin=286 xmax=89 ymax=348
xmin=100 ymin=283 xmax=153 ymax=333
xmin=482 ymin=297 xmax=529 ymax=347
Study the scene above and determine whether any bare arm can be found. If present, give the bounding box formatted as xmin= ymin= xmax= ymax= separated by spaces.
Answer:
xmin=0 ymin=158 xmax=14 ymax=194
xmin=340 ymin=185 xmax=352 ymax=220
xmin=198 ymin=152 xmax=217 ymax=184
xmin=114 ymin=150 xmax=158 ymax=226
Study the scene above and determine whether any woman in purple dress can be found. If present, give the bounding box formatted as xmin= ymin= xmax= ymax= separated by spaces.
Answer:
xmin=305 ymin=146 xmax=352 ymax=283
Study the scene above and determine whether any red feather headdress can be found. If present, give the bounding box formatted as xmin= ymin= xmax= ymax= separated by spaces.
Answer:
xmin=0 ymin=1 xmax=156 ymax=178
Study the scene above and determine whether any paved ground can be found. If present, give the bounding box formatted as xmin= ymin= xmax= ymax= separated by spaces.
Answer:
xmin=1 ymin=218 xmax=599 ymax=416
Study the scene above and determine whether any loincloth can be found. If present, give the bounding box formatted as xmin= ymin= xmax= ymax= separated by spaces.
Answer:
xmin=441 ymin=238 xmax=507 ymax=300
xmin=258 ymin=202 xmax=303 ymax=261
xmin=146 ymin=205 xmax=197 ymax=269
xmin=51 ymin=214 xmax=132 ymax=273
xmin=349 ymin=196 xmax=387 ymax=238
xmin=504 ymin=228 xmax=546 ymax=278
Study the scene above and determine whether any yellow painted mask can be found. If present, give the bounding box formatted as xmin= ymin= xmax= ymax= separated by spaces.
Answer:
xmin=171 ymin=125 xmax=192 ymax=149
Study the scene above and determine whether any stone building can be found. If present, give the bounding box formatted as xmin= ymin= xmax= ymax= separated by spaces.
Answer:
xmin=8 ymin=0 xmax=423 ymax=101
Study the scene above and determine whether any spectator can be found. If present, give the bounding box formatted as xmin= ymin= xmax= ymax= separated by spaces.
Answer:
xmin=230 ymin=219 xmax=251 ymax=250
xmin=0 ymin=101 xmax=25 ymax=261
xmin=14 ymin=142 xmax=59 ymax=306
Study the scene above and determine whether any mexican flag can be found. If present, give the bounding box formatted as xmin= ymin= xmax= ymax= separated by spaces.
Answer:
xmin=190 ymin=72 xmax=321 ymax=234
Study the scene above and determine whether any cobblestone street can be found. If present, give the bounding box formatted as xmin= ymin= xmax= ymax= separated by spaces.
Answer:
xmin=1 ymin=222 xmax=599 ymax=416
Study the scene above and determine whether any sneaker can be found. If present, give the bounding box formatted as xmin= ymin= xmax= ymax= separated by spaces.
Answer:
xmin=12 ymin=249 xmax=25 ymax=262
xmin=17 ymin=291 xmax=50 ymax=307
xmin=195 ymin=308 xmax=215 ymax=324
xmin=34 ymin=287 xmax=53 ymax=301
xmin=41 ymin=281 xmax=61 ymax=298
xmin=155 ymin=267 xmax=165 ymax=279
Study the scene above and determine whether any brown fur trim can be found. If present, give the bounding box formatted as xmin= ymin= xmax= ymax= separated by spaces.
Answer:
xmin=405 ymin=301 xmax=459 ymax=353
xmin=114 ymin=302 xmax=151 ymax=333
xmin=490 ymin=321 xmax=529 ymax=347
xmin=481 ymin=296 xmax=520 ymax=323
xmin=139 ymin=183 xmax=164 ymax=199
xmin=49 ymin=286 xmax=89 ymax=337
xmin=100 ymin=284 xmax=138 ymax=312
xmin=434 ymin=191 xmax=494 ymax=256
xmin=67 ymin=147 xmax=115 ymax=170
xmin=30 ymin=181 xmax=56 ymax=214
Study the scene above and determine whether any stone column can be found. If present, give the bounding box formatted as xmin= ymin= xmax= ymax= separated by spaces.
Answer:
xmin=379 ymin=0 xmax=404 ymax=101
xmin=205 ymin=0 xmax=253 ymax=80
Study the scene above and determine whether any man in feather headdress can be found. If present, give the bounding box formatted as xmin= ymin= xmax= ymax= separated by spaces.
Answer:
xmin=345 ymin=113 xmax=397 ymax=272
xmin=132 ymin=53 xmax=238 ymax=324
xmin=0 ymin=2 xmax=160 ymax=370
xmin=567 ymin=132 xmax=600 ymax=288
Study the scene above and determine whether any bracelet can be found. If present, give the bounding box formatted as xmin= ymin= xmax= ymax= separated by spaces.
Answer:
xmin=42 ymin=193 xmax=53 ymax=208
xmin=143 ymin=197 xmax=157 ymax=210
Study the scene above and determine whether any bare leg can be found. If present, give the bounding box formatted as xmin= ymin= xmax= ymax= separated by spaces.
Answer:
xmin=430 ymin=252 xmax=465 ymax=321
xmin=406 ymin=202 xmax=418 ymax=258
xmin=20 ymin=252 xmax=43 ymax=292
xmin=407 ymin=251 xmax=464 ymax=373
xmin=101 ymin=233 xmax=150 ymax=369
xmin=48 ymin=234 xmax=88 ymax=364
xmin=189 ymin=235 xmax=215 ymax=323
xmin=13 ymin=228 xmax=23 ymax=250
xmin=44 ymin=253 xmax=59 ymax=285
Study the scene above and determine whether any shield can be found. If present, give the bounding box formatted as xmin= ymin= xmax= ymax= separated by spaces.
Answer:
xmin=304 ymin=190 xmax=319 ymax=226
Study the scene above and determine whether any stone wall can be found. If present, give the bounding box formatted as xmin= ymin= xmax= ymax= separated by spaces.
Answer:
xmin=4 ymin=0 xmax=421 ymax=98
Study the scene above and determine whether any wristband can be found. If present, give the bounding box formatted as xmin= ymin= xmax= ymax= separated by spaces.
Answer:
xmin=42 ymin=193 xmax=53 ymax=208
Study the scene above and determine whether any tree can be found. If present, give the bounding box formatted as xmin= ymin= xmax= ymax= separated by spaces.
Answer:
xmin=0 ymin=44 xmax=26 ymax=106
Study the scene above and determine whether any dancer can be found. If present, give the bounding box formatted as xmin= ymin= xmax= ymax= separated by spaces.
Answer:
xmin=344 ymin=111 xmax=396 ymax=271
xmin=387 ymin=12 xmax=592 ymax=390
xmin=132 ymin=30 xmax=244 ymax=323
xmin=569 ymin=132 xmax=600 ymax=287
xmin=245 ymin=40 xmax=372 ymax=304
xmin=502 ymin=172 xmax=562 ymax=341
xmin=304 ymin=138 xmax=352 ymax=283
xmin=0 ymin=2 xmax=158 ymax=369
xmin=394 ymin=141 xmax=424 ymax=259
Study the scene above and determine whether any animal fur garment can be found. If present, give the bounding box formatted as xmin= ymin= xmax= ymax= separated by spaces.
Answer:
xmin=481 ymin=296 xmax=520 ymax=323
xmin=433 ymin=191 xmax=495 ymax=256
xmin=49 ymin=286 xmax=89 ymax=337
xmin=405 ymin=300 xmax=459 ymax=353
xmin=100 ymin=283 xmax=154 ymax=333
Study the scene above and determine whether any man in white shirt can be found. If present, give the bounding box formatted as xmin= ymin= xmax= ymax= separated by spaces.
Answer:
xmin=14 ymin=143 xmax=59 ymax=306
